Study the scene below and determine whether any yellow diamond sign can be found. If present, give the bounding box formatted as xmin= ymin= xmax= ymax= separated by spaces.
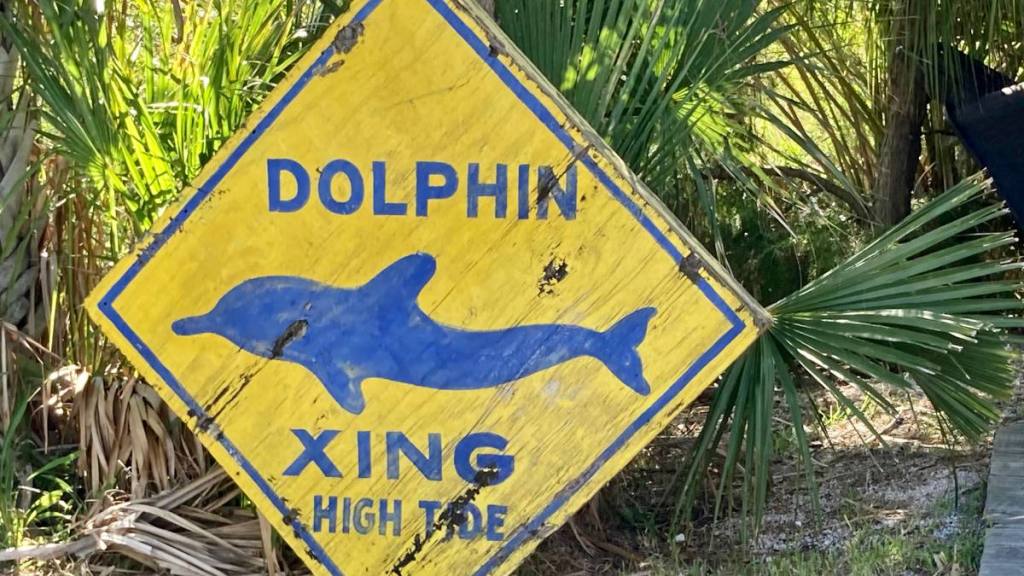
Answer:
xmin=86 ymin=1 xmax=766 ymax=574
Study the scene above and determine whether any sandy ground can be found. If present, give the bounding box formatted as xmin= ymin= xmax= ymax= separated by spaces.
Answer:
xmin=522 ymin=379 xmax=1008 ymax=575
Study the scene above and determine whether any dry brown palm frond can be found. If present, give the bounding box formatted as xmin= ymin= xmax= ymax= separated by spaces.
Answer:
xmin=62 ymin=368 xmax=209 ymax=498
xmin=0 ymin=469 xmax=281 ymax=575
xmin=257 ymin=512 xmax=283 ymax=576
xmin=2 ymin=320 xmax=62 ymax=448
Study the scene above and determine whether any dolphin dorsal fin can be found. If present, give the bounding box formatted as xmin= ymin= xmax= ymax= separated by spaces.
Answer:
xmin=363 ymin=253 xmax=437 ymax=305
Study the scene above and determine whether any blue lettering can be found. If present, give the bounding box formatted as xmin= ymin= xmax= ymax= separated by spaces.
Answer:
xmin=312 ymin=495 xmax=337 ymax=533
xmin=270 ymin=161 xmax=578 ymax=221
xmin=372 ymin=161 xmax=407 ymax=216
xmin=386 ymin=432 xmax=442 ymax=480
xmin=379 ymin=499 xmax=402 ymax=536
xmin=318 ymin=159 xmax=364 ymax=215
xmin=467 ymin=163 xmax=508 ymax=218
xmin=457 ymin=502 xmax=483 ymax=540
xmin=536 ymin=164 xmax=577 ymax=220
xmin=415 ymin=161 xmax=458 ymax=216
xmin=283 ymin=429 xmax=341 ymax=478
xmin=353 ymin=498 xmax=375 ymax=535
xmin=341 ymin=497 xmax=352 ymax=533
xmin=357 ymin=430 xmax=372 ymax=478
xmin=517 ymin=164 xmax=530 ymax=220
xmin=305 ymin=493 xmax=504 ymax=540
xmin=486 ymin=505 xmax=507 ymax=541
xmin=268 ymin=158 xmax=310 ymax=212
xmin=455 ymin=432 xmax=514 ymax=485
xmin=419 ymin=500 xmax=442 ymax=538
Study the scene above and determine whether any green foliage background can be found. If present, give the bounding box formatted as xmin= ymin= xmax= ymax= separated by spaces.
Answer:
xmin=1 ymin=0 xmax=1023 ymax=568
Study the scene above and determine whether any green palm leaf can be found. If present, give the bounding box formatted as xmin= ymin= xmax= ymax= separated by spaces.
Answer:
xmin=497 ymin=0 xmax=865 ymax=252
xmin=681 ymin=174 xmax=1020 ymax=533
xmin=4 ymin=0 xmax=330 ymax=253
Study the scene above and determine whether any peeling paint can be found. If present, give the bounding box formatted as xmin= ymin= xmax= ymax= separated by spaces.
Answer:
xmin=678 ymin=252 xmax=704 ymax=284
xmin=332 ymin=21 xmax=364 ymax=55
xmin=537 ymin=257 xmax=569 ymax=296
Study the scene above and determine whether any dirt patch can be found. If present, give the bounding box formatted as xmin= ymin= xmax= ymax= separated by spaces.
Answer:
xmin=520 ymin=379 xmax=1008 ymax=575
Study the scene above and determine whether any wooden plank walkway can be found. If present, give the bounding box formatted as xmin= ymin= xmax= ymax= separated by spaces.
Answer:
xmin=981 ymin=420 xmax=1024 ymax=576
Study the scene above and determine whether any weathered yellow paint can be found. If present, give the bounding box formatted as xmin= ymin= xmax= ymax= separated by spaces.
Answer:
xmin=86 ymin=1 xmax=767 ymax=574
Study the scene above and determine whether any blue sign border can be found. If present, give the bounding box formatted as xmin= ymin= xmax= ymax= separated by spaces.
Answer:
xmin=96 ymin=1 xmax=747 ymax=574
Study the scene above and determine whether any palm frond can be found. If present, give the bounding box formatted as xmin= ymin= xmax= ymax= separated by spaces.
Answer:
xmin=5 ymin=0 xmax=331 ymax=251
xmin=0 ymin=468 xmax=278 ymax=574
xmin=682 ymin=174 xmax=1021 ymax=533
xmin=497 ymin=0 xmax=867 ymax=249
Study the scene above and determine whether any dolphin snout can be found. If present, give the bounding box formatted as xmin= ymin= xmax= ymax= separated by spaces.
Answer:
xmin=172 ymin=313 xmax=213 ymax=336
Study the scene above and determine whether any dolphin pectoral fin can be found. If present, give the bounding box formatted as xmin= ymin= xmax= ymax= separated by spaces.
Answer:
xmin=308 ymin=364 xmax=366 ymax=415
xmin=363 ymin=253 xmax=437 ymax=305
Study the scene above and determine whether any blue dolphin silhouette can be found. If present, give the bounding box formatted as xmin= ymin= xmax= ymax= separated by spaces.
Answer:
xmin=171 ymin=253 xmax=656 ymax=414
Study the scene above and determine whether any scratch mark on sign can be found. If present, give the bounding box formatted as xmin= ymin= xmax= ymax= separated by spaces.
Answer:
xmin=205 ymin=380 xmax=233 ymax=410
xmin=389 ymin=534 xmax=424 ymax=576
xmin=535 ymin=145 xmax=590 ymax=206
xmin=209 ymin=364 xmax=264 ymax=422
xmin=382 ymin=78 xmax=474 ymax=110
xmin=318 ymin=60 xmax=345 ymax=77
xmin=436 ymin=467 xmax=499 ymax=529
xmin=272 ymin=319 xmax=308 ymax=359
xmin=388 ymin=468 xmax=500 ymax=575
xmin=205 ymin=352 xmax=280 ymax=422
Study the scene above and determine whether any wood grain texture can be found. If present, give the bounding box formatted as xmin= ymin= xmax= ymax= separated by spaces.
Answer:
xmin=981 ymin=421 xmax=1024 ymax=576
xmin=85 ymin=1 xmax=767 ymax=574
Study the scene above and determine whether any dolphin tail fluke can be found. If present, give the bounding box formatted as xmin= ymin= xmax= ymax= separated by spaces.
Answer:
xmin=599 ymin=307 xmax=656 ymax=395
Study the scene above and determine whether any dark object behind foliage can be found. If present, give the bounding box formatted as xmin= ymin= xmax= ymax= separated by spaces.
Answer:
xmin=933 ymin=45 xmax=1016 ymax=108
xmin=936 ymin=46 xmax=1024 ymax=227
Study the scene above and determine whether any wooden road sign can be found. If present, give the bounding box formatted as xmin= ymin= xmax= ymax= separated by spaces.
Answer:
xmin=87 ymin=1 xmax=767 ymax=574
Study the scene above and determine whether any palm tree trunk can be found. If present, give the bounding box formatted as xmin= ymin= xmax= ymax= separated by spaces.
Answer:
xmin=0 ymin=17 xmax=40 ymax=328
xmin=873 ymin=1 xmax=928 ymax=228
